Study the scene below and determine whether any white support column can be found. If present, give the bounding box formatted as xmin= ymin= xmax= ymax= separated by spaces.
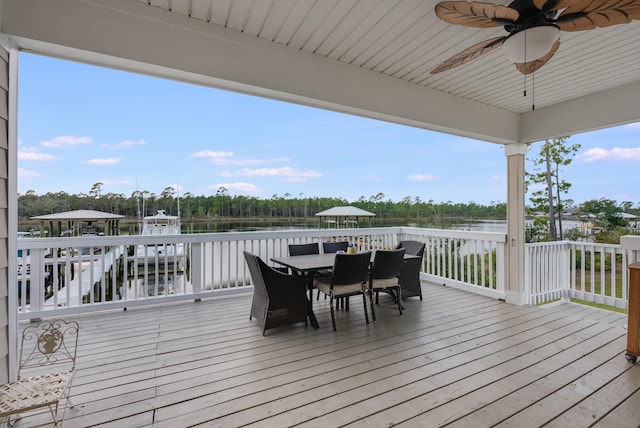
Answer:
xmin=505 ymin=143 xmax=528 ymax=305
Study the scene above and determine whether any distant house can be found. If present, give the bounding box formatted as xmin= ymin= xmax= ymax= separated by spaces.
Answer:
xmin=315 ymin=206 xmax=375 ymax=229
xmin=31 ymin=209 xmax=124 ymax=237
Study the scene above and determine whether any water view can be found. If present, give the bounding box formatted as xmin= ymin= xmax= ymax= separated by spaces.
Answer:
xmin=183 ymin=218 xmax=586 ymax=234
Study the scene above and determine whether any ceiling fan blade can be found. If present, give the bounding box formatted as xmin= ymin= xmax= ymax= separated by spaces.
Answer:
xmin=431 ymin=36 xmax=506 ymax=74
xmin=532 ymin=0 xmax=582 ymax=11
xmin=557 ymin=1 xmax=640 ymax=31
xmin=513 ymin=39 xmax=561 ymax=74
xmin=435 ymin=1 xmax=519 ymax=28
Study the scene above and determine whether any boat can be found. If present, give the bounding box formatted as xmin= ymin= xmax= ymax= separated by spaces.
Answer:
xmin=136 ymin=210 xmax=185 ymax=270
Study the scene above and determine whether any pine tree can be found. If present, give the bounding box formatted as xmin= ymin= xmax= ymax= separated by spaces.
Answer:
xmin=526 ymin=136 xmax=580 ymax=241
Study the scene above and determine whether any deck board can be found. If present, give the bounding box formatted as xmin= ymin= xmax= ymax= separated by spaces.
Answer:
xmin=11 ymin=282 xmax=639 ymax=428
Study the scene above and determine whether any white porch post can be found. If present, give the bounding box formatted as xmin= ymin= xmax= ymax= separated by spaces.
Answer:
xmin=504 ymin=143 xmax=528 ymax=305
xmin=0 ymin=36 xmax=14 ymax=384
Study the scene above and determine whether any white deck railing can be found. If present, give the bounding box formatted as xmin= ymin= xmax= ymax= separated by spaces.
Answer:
xmin=526 ymin=237 xmax=640 ymax=309
xmin=16 ymin=227 xmax=637 ymax=318
xmin=15 ymin=227 xmax=508 ymax=319
xmin=401 ymin=228 xmax=507 ymax=300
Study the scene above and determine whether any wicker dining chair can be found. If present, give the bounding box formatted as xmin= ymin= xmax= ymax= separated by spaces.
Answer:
xmin=396 ymin=240 xmax=425 ymax=300
xmin=315 ymin=241 xmax=349 ymax=300
xmin=244 ymin=251 xmax=310 ymax=335
xmin=314 ymin=251 xmax=372 ymax=331
xmin=0 ymin=319 xmax=79 ymax=427
xmin=369 ymin=248 xmax=406 ymax=320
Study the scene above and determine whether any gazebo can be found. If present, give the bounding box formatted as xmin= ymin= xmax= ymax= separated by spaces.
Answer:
xmin=31 ymin=209 xmax=124 ymax=237
xmin=315 ymin=206 xmax=375 ymax=229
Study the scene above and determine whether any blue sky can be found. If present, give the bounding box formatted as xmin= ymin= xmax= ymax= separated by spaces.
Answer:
xmin=17 ymin=53 xmax=640 ymax=206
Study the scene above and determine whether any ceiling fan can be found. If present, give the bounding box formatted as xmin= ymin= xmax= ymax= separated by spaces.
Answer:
xmin=431 ymin=0 xmax=640 ymax=75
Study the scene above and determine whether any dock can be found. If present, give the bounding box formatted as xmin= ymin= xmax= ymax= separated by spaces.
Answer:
xmin=46 ymin=246 xmax=124 ymax=307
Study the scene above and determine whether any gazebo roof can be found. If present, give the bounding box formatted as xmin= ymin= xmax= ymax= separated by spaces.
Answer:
xmin=315 ymin=206 xmax=375 ymax=217
xmin=31 ymin=209 xmax=124 ymax=221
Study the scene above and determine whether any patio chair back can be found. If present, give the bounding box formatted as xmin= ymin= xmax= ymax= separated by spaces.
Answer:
xmin=288 ymin=242 xmax=320 ymax=256
xmin=369 ymin=249 xmax=405 ymax=319
xmin=398 ymin=256 xmax=423 ymax=300
xmin=330 ymin=251 xmax=372 ymax=287
xmin=397 ymin=240 xmax=425 ymax=258
xmin=322 ymin=241 xmax=349 ymax=253
xmin=371 ymin=248 xmax=405 ymax=281
xmin=19 ymin=319 xmax=79 ymax=375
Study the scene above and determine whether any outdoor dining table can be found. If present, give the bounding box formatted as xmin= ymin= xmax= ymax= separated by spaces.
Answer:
xmin=271 ymin=251 xmax=421 ymax=315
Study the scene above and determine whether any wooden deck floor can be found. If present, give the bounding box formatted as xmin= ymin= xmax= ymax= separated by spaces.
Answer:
xmin=12 ymin=282 xmax=640 ymax=428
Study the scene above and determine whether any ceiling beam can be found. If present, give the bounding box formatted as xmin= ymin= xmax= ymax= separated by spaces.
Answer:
xmin=1 ymin=0 xmax=519 ymax=144
xmin=521 ymin=80 xmax=640 ymax=143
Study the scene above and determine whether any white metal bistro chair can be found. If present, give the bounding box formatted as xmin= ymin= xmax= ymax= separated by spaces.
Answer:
xmin=0 ymin=319 xmax=79 ymax=427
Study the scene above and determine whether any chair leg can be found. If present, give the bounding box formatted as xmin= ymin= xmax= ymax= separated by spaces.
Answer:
xmin=362 ymin=292 xmax=369 ymax=324
xmin=396 ymin=286 xmax=403 ymax=315
xmin=330 ymin=296 xmax=337 ymax=331
xmin=369 ymin=289 xmax=376 ymax=322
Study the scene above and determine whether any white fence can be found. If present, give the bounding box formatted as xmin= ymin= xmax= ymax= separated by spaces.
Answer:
xmin=17 ymin=227 xmax=639 ymax=318
xmin=402 ymin=228 xmax=506 ymax=300
xmin=526 ymin=238 xmax=639 ymax=309
xmin=15 ymin=227 xmax=507 ymax=319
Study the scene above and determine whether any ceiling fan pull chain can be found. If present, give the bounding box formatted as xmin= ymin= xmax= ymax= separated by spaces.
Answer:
xmin=532 ymin=70 xmax=535 ymax=111
xmin=524 ymin=30 xmax=527 ymax=99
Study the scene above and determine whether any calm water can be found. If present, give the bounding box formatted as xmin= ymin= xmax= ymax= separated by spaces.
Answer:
xmin=182 ymin=218 xmax=512 ymax=233
xmin=183 ymin=218 xmax=588 ymax=234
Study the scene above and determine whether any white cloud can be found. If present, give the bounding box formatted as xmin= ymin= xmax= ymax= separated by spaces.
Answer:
xmin=102 ymin=139 xmax=147 ymax=149
xmin=208 ymin=182 xmax=261 ymax=195
xmin=491 ymin=175 xmax=506 ymax=181
xmin=217 ymin=170 xmax=232 ymax=177
xmin=407 ymin=174 xmax=439 ymax=181
xmin=192 ymin=150 xmax=233 ymax=159
xmin=18 ymin=147 xmax=61 ymax=161
xmin=41 ymin=135 xmax=92 ymax=148
xmin=238 ymin=167 xmax=322 ymax=182
xmin=192 ymin=150 xmax=290 ymax=166
xmin=215 ymin=158 xmax=268 ymax=166
xmin=82 ymin=158 xmax=121 ymax=165
xmin=579 ymin=147 xmax=640 ymax=162
xmin=625 ymin=122 xmax=640 ymax=129
xmin=18 ymin=168 xmax=40 ymax=181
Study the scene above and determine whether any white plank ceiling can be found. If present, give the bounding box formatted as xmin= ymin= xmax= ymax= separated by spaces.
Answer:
xmin=2 ymin=0 xmax=640 ymax=143
xmin=132 ymin=0 xmax=640 ymax=114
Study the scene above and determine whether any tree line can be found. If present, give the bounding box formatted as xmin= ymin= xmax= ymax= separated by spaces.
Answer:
xmin=18 ymin=185 xmax=507 ymax=223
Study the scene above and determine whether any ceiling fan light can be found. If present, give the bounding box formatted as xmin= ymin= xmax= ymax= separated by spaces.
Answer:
xmin=502 ymin=25 xmax=560 ymax=63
